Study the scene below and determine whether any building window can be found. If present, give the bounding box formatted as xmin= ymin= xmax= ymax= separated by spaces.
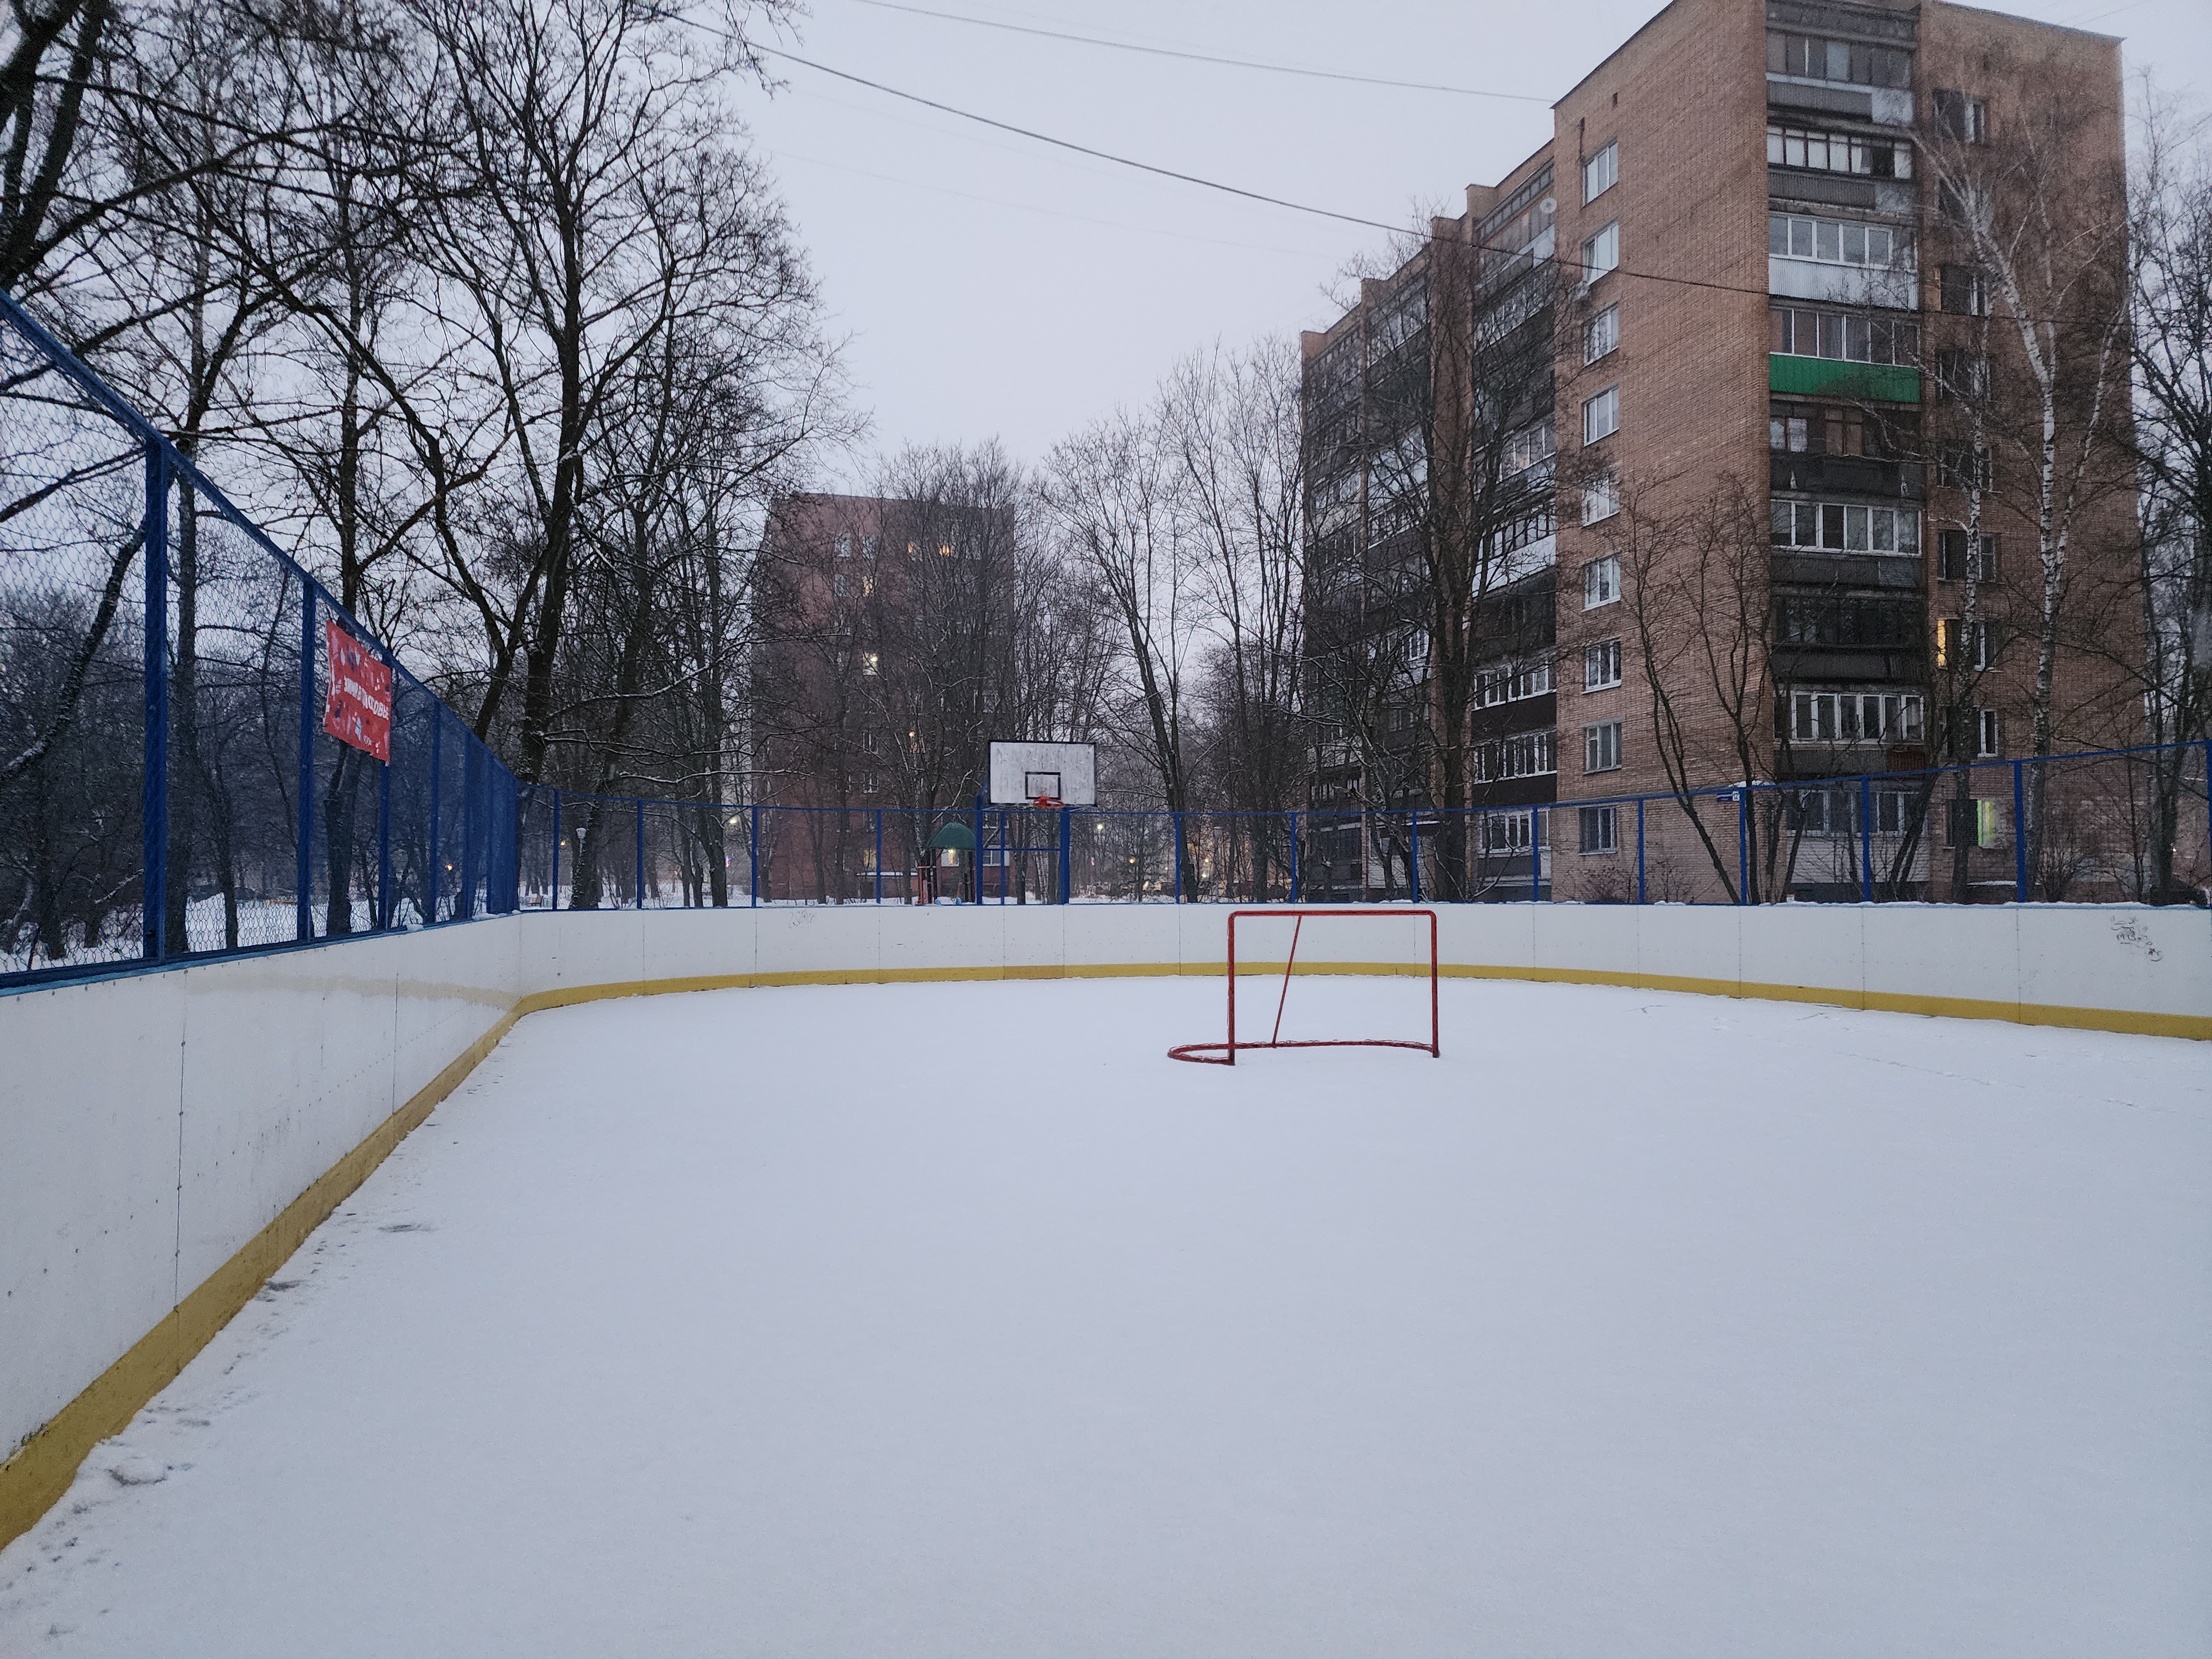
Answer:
xmin=1474 ymin=656 xmax=1554 ymax=707
xmin=1938 ymin=444 xmax=1993 ymax=491
xmin=1770 ymin=500 xmax=1921 ymax=554
xmin=862 ymin=534 xmax=879 ymax=557
xmin=1483 ymin=810 xmax=1534 ymax=854
xmin=1770 ymin=306 xmax=1917 ymax=364
xmin=1582 ymin=221 xmax=1620 ymax=284
xmin=1934 ymin=89 xmax=1989 ymax=143
xmin=1581 ymin=471 xmax=1620 ymax=525
xmin=832 ymin=572 xmax=849 ymax=597
xmin=1767 ymin=124 xmax=1912 ymax=179
xmin=1501 ymin=731 xmax=1556 ymax=778
xmin=1933 ymin=349 xmax=1990 ymax=402
xmin=1946 ymin=796 xmax=2005 ymax=848
xmin=1940 ymin=264 xmax=1993 ymax=316
xmin=1583 ymin=555 xmax=1621 ymax=608
xmin=1579 ymin=804 xmax=1619 ymax=853
xmin=1582 ymin=141 xmax=1618 ymax=204
xmin=1978 ymin=707 xmax=2002 ymax=757
xmin=1937 ymin=530 xmax=2000 ymax=582
xmin=860 ymin=651 xmax=879 ymax=676
xmin=1769 ymin=213 xmax=1914 ymax=270
xmin=1938 ymin=617 xmax=1995 ymax=672
xmin=862 ymin=729 xmax=879 ymax=754
xmin=1584 ymin=638 xmax=1622 ymax=690
xmin=1494 ymin=509 xmax=1556 ymax=555
xmin=863 ymin=771 xmax=879 ymax=795
xmin=836 ymin=532 xmax=852 ymax=557
xmin=1776 ymin=593 xmax=1918 ymax=648
xmin=861 ymin=571 xmax=876 ymax=597
xmin=1583 ymin=385 xmax=1620 ymax=445
xmin=1768 ymin=32 xmax=1911 ymax=88
xmin=1584 ymin=720 xmax=1623 ymax=773
xmin=1584 ymin=303 xmax=1620 ymax=364
xmin=1504 ymin=418 xmax=1555 ymax=474
xmin=1789 ymin=690 xmax=1924 ymax=743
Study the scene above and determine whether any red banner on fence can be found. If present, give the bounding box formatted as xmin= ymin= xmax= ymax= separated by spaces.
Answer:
xmin=322 ymin=618 xmax=392 ymax=762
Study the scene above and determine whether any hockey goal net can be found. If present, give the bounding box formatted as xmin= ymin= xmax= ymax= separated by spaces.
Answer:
xmin=1168 ymin=908 xmax=1439 ymax=1066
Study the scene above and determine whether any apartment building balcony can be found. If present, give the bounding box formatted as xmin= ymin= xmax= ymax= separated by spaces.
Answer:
xmin=1768 ymin=355 xmax=1920 ymax=405
xmin=1767 ymin=76 xmax=1913 ymax=128
xmin=1772 ymin=551 xmax=1923 ymax=590
xmin=1771 ymin=642 xmax=1924 ymax=683
xmin=1769 ymin=450 xmax=1924 ymax=500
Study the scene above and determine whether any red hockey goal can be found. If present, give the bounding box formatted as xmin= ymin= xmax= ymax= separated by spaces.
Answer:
xmin=1168 ymin=909 xmax=1439 ymax=1066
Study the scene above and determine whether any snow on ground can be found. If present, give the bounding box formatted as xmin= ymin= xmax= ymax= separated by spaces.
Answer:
xmin=3 ymin=975 xmax=2209 ymax=1657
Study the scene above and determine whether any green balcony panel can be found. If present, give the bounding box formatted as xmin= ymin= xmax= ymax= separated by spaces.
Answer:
xmin=1768 ymin=354 xmax=1921 ymax=403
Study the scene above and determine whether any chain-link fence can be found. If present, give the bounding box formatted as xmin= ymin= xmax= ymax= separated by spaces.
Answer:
xmin=1 ymin=294 xmax=518 ymax=985
xmin=5 ymin=293 xmax=2209 ymax=991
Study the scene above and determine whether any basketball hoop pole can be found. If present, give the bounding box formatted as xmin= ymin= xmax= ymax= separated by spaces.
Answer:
xmin=1170 ymin=909 xmax=1439 ymax=1065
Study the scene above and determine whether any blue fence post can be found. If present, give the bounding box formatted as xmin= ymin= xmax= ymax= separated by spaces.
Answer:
xmin=1859 ymin=774 xmax=1875 ymax=904
xmin=1058 ymin=806 xmax=1071 ymax=904
xmin=635 ymin=797 xmax=646 ymax=910
xmin=2012 ymin=759 xmax=2028 ymax=902
xmin=1409 ymin=811 xmax=1422 ymax=904
xmin=1736 ymin=789 xmax=1750 ymax=905
xmin=1636 ymin=797 xmax=1646 ymax=905
xmin=141 ymin=442 xmax=169 ymax=963
xmin=296 ymin=582 xmax=316 ymax=941
xmin=749 ymin=804 xmax=759 ymax=906
xmin=1172 ymin=811 xmax=1183 ymax=903
xmin=875 ymin=810 xmax=884 ymax=904
xmin=1528 ymin=808 xmax=1540 ymax=903
xmin=427 ymin=712 xmax=441 ymax=924
xmin=1290 ymin=811 xmax=1301 ymax=904
xmin=377 ymin=719 xmax=393 ymax=929
xmin=550 ymin=790 xmax=561 ymax=910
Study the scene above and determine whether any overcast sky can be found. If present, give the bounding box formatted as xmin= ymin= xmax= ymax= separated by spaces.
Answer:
xmin=734 ymin=0 xmax=2211 ymax=483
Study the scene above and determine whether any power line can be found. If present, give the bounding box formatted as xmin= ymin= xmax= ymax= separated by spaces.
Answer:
xmin=687 ymin=20 xmax=2105 ymax=327
xmin=842 ymin=0 xmax=1552 ymax=103
xmin=739 ymin=38 xmax=1799 ymax=307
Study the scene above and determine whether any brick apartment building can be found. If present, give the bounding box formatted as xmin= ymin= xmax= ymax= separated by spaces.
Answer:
xmin=752 ymin=492 xmax=1019 ymax=901
xmin=1302 ymin=0 xmax=2137 ymax=902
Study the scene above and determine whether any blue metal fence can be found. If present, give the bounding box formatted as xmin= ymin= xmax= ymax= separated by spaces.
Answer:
xmin=4 ymin=292 xmax=2208 ymax=992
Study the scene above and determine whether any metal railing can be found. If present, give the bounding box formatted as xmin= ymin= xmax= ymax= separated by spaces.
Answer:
xmin=4 ymin=291 xmax=2208 ymax=992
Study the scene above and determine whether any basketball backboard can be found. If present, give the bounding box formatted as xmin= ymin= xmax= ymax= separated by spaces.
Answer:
xmin=987 ymin=740 xmax=1097 ymax=807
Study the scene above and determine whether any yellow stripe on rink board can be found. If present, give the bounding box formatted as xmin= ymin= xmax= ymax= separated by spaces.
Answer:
xmin=4 ymin=949 xmax=2203 ymax=1550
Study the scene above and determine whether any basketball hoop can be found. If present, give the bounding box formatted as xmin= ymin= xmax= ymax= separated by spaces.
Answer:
xmin=1030 ymin=794 xmax=1064 ymax=811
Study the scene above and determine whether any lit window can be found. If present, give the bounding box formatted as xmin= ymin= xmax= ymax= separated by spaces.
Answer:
xmin=1579 ymin=804 xmax=1618 ymax=853
xmin=1584 ymin=639 xmax=1622 ymax=690
xmin=861 ymin=651 xmax=879 ymax=676
xmin=1582 ymin=142 xmax=1618 ymax=204
xmin=1584 ymin=304 xmax=1619 ymax=364
xmin=1584 ymin=719 xmax=1623 ymax=773
xmin=1582 ymin=472 xmax=1620 ymax=525
xmin=1582 ymin=222 xmax=1619 ymax=284
xmin=1583 ymin=555 xmax=1621 ymax=609
xmin=1582 ymin=385 xmax=1620 ymax=445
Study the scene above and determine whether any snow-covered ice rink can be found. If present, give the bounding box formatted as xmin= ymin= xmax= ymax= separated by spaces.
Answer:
xmin=4 ymin=975 xmax=2210 ymax=1656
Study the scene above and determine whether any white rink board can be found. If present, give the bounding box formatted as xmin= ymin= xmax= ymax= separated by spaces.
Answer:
xmin=987 ymin=740 xmax=1095 ymax=805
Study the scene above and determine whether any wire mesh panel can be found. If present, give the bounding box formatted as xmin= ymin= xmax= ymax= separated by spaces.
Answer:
xmin=0 ymin=332 xmax=149 ymax=975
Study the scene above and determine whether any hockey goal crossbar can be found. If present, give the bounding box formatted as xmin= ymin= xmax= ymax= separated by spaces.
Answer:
xmin=1167 ymin=909 xmax=1439 ymax=1066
